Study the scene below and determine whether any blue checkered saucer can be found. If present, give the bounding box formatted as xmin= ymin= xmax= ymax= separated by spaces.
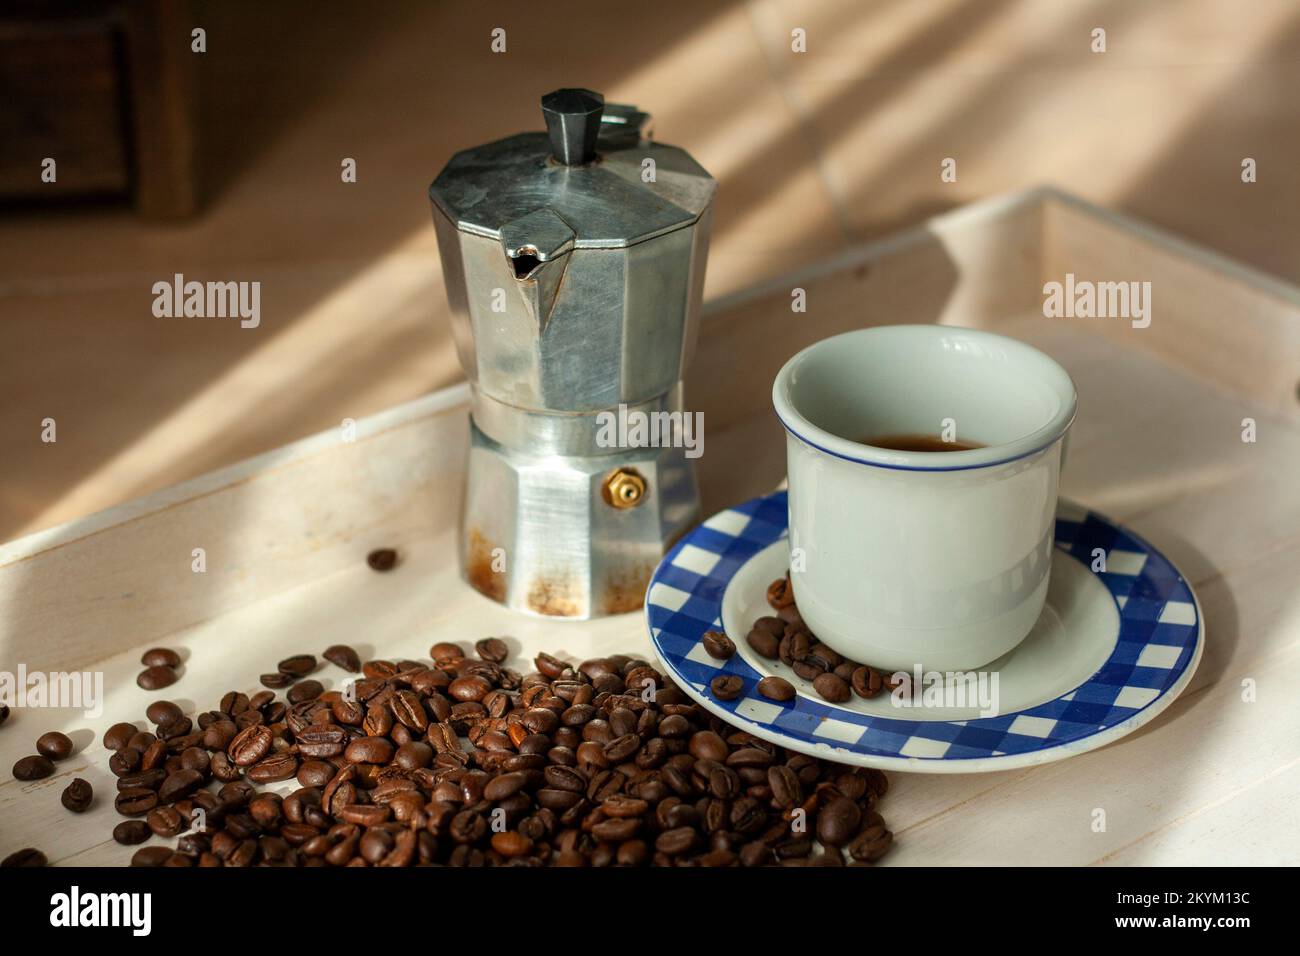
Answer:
xmin=646 ymin=491 xmax=1203 ymax=773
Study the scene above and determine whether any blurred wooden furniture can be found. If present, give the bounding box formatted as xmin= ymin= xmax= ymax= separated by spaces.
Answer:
xmin=0 ymin=0 xmax=197 ymax=217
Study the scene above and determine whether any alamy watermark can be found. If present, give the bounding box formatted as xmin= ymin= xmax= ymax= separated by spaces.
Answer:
xmin=1043 ymin=273 xmax=1150 ymax=329
xmin=888 ymin=665 xmax=1000 ymax=717
xmin=152 ymin=273 xmax=260 ymax=328
xmin=595 ymin=404 xmax=704 ymax=459
xmin=50 ymin=887 xmax=151 ymax=936
xmin=0 ymin=665 xmax=104 ymax=718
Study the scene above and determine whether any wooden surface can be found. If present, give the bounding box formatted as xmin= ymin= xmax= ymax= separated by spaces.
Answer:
xmin=1 ymin=190 xmax=1297 ymax=865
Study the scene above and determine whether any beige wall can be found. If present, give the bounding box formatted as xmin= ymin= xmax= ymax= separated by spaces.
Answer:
xmin=2 ymin=0 xmax=1297 ymax=539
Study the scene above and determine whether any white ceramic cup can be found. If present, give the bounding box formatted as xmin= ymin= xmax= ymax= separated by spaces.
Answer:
xmin=772 ymin=325 xmax=1077 ymax=672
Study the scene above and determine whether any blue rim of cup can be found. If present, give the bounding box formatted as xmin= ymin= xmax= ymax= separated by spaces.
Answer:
xmin=774 ymin=410 xmax=1069 ymax=472
xmin=771 ymin=325 xmax=1078 ymax=473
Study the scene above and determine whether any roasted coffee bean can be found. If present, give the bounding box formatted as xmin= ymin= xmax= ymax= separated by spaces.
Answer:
xmin=851 ymin=665 xmax=884 ymax=699
xmin=220 ymin=691 xmax=250 ymax=716
xmin=297 ymin=760 xmax=335 ymax=788
xmin=147 ymin=805 xmax=186 ymax=837
xmin=36 ymin=731 xmax=73 ymax=760
xmin=766 ymin=575 xmax=795 ymax=609
xmin=394 ymin=741 xmax=433 ymax=770
xmin=491 ymin=831 xmax=533 ymax=858
xmin=137 ymin=665 xmax=178 ymax=690
xmin=156 ymin=715 xmax=193 ymax=740
xmin=534 ymin=653 xmax=569 ymax=679
xmin=323 ymin=644 xmax=362 ymax=672
xmin=710 ymin=674 xmax=744 ymax=701
xmin=202 ymin=719 xmax=238 ymax=751
xmin=392 ymin=690 xmax=429 ymax=731
xmin=812 ymin=672 xmax=851 ymax=703
xmin=807 ymin=641 xmax=840 ymax=668
xmin=61 ymin=778 xmax=93 ymax=812
xmin=542 ymin=765 xmax=586 ymax=794
xmin=112 ymin=820 xmax=151 ymax=845
xmin=260 ymin=672 xmax=294 ymax=689
xmin=687 ymin=731 xmax=726 ymax=762
xmin=108 ymin=748 xmax=141 ymax=777
xmin=727 ymin=746 xmax=773 ymax=768
xmin=179 ymin=747 xmax=210 ymax=775
xmin=756 ymin=676 xmax=795 ymax=702
xmin=746 ymin=617 xmax=784 ymax=658
xmin=103 ymin=722 xmax=137 ymax=751
xmin=429 ymin=641 xmax=466 ymax=664
xmin=115 ymin=787 xmax=159 ymax=816
xmin=768 ymin=764 xmax=801 ymax=809
xmin=296 ymin=726 xmax=348 ymax=758
xmin=139 ymin=738 xmax=166 ymax=772
xmin=701 ymin=630 xmax=736 ymax=660
xmin=848 ymin=824 xmax=893 ymax=862
xmin=816 ymin=795 xmax=861 ymax=847
xmin=427 ymin=721 xmax=459 ymax=755
xmin=127 ymin=730 xmax=158 ymax=751
xmin=228 ymin=724 xmax=273 ymax=766
xmin=521 ymin=708 xmax=559 ymax=735
xmin=603 ymin=733 xmax=641 ymax=762
xmin=655 ymin=826 xmax=698 ymax=856
xmin=345 ymin=736 xmax=394 ymax=764
xmin=209 ymin=751 xmax=240 ymax=783
xmin=158 ymin=769 xmax=204 ymax=803
xmin=130 ymin=846 xmax=174 ymax=867
xmin=448 ymin=675 xmax=491 ymax=702
xmin=791 ymin=659 xmax=824 ymax=682
xmin=278 ymin=654 xmax=317 ymax=677
xmin=12 ymin=754 xmax=55 ymax=780
xmin=287 ymin=680 xmax=324 ymax=704
xmin=484 ymin=771 xmax=531 ymax=801
xmin=116 ymin=769 xmax=166 ymax=792
xmin=145 ymin=700 xmax=184 ymax=726
xmin=331 ymin=696 xmax=363 ymax=725
xmin=475 ymin=637 xmax=509 ymax=663
xmin=246 ymin=753 xmax=298 ymax=783
xmin=141 ymin=647 xmax=182 ymax=669
xmin=1 ymin=848 xmax=46 ymax=867
xmin=366 ymin=547 xmax=398 ymax=571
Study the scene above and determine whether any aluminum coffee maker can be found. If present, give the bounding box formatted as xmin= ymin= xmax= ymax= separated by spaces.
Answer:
xmin=429 ymin=89 xmax=716 ymax=618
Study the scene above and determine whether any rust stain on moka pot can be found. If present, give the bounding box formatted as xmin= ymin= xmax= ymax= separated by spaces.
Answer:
xmin=526 ymin=578 xmax=583 ymax=618
xmin=464 ymin=529 xmax=506 ymax=603
xmin=599 ymin=561 xmax=657 ymax=616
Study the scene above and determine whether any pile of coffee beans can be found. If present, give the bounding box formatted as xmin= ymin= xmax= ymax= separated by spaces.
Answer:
xmin=2 ymin=546 xmax=896 ymax=868
xmin=733 ymin=574 xmax=899 ymax=704
xmin=77 ymin=639 xmax=893 ymax=866
xmin=137 ymin=647 xmax=182 ymax=690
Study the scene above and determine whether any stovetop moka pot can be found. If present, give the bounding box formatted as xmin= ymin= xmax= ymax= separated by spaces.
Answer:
xmin=429 ymin=89 xmax=716 ymax=618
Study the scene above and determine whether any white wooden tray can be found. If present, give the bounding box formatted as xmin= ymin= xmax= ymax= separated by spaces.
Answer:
xmin=3 ymin=187 xmax=1298 ymax=865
